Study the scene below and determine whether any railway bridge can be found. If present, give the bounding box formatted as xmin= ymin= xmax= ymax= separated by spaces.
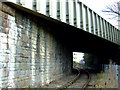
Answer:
xmin=0 ymin=0 xmax=120 ymax=88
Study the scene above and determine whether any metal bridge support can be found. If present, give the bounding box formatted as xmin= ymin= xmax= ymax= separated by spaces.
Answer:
xmin=7 ymin=0 xmax=120 ymax=45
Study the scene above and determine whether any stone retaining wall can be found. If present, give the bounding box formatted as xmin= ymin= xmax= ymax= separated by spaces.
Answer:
xmin=0 ymin=2 xmax=72 ymax=88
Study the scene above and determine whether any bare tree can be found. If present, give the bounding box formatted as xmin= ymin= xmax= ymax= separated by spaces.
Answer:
xmin=102 ymin=1 xmax=120 ymax=29
xmin=102 ymin=1 xmax=120 ymax=18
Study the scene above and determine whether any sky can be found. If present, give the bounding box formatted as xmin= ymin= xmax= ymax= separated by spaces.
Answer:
xmin=73 ymin=52 xmax=84 ymax=63
xmin=79 ymin=0 xmax=119 ymax=29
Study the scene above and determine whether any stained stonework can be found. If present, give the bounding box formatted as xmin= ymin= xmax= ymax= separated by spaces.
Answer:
xmin=0 ymin=3 xmax=72 ymax=88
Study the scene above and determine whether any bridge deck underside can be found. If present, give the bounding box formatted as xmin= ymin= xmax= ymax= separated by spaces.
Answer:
xmin=52 ymin=21 xmax=120 ymax=54
xmin=7 ymin=2 xmax=120 ymax=63
xmin=53 ymin=22 xmax=120 ymax=63
xmin=6 ymin=1 xmax=120 ymax=46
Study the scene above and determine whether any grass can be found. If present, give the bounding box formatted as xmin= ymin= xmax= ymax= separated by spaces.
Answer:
xmin=73 ymin=61 xmax=79 ymax=65
xmin=94 ymin=60 xmax=118 ymax=88
xmin=97 ymin=73 xmax=105 ymax=80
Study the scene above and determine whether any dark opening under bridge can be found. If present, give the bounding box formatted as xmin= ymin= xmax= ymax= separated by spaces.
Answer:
xmin=0 ymin=0 xmax=120 ymax=88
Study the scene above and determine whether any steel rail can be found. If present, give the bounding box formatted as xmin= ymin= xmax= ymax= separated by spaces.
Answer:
xmin=56 ymin=67 xmax=91 ymax=90
xmin=56 ymin=67 xmax=80 ymax=90
xmin=81 ymin=69 xmax=91 ymax=89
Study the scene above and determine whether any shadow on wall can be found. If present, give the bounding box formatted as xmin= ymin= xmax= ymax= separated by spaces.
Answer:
xmin=0 ymin=2 xmax=72 ymax=88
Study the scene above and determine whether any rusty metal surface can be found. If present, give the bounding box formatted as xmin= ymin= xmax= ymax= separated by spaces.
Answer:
xmin=56 ymin=68 xmax=91 ymax=89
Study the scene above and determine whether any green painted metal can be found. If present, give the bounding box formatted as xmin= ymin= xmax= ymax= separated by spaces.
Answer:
xmin=76 ymin=0 xmax=80 ymax=28
xmin=73 ymin=1 xmax=77 ymax=27
xmin=7 ymin=0 xmax=120 ymax=45
xmin=99 ymin=17 xmax=103 ymax=38
xmin=95 ymin=14 xmax=98 ymax=36
xmin=108 ymin=24 xmax=111 ymax=41
xmin=96 ymin=14 xmax=100 ymax=37
xmin=114 ymin=27 xmax=117 ymax=43
xmin=91 ymin=11 xmax=95 ymax=34
xmin=86 ymin=7 xmax=89 ymax=32
xmin=103 ymin=19 xmax=107 ymax=39
xmin=106 ymin=22 xmax=110 ymax=41
xmin=80 ymin=2 xmax=84 ymax=29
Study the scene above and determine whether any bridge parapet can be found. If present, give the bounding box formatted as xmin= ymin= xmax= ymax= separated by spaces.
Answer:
xmin=7 ymin=0 xmax=120 ymax=45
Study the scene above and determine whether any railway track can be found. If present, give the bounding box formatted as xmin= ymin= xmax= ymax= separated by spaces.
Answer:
xmin=57 ymin=67 xmax=91 ymax=89
xmin=81 ymin=69 xmax=91 ymax=89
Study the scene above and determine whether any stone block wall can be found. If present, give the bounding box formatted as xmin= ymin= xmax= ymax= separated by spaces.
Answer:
xmin=0 ymin=3 xmax=72 ymax=88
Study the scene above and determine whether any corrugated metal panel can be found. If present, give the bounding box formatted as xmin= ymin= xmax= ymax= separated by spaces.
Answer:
xmin=7 ymin=0 xmax=120 ymax=45
xmin=36 ymin=0 xmax=46 ymax=15
xmin=76 ymin=0 xmax=80 ymax=28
